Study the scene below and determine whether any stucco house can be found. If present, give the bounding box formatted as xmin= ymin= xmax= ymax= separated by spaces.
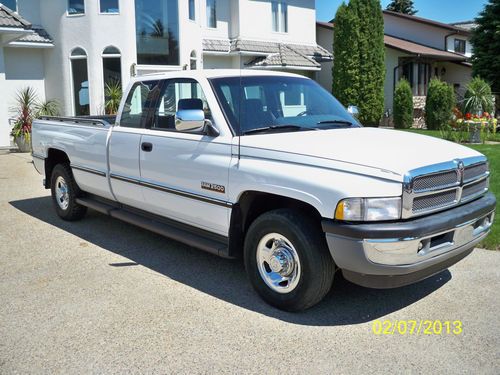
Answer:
xmin=317 ymin=10 xmax=473 ymax=124
xmin=0 ymin=0 xmax=331 ymax=148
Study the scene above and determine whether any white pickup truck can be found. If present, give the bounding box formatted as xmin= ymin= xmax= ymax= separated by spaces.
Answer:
xmin=32 ymin=70 xmax=496 ymax=311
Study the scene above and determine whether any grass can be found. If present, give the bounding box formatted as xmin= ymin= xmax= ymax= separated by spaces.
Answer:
xmin=404 ymin=128 xmax=500 ymax=143
xmin=400 ymin=129 xmax=499 ymax=250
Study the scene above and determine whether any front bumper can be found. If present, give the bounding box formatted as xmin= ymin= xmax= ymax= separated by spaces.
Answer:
xmin=322 ymin=192 xmax=496 ymax=289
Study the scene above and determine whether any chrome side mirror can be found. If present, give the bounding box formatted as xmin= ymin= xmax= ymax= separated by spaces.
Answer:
xmin=175 ymin=109 xmax=205 ymax=132
xmin=347 ymin=105 xmax=360 ymax=118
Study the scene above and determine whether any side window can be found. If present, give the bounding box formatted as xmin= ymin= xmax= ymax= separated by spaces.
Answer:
xmin=151 ymin=79 xmax=211 ymax=132
xmin=279 ymin=84 xmax=306 ymax=117
xmin=120 ymin=81 xmax=160 ymax=128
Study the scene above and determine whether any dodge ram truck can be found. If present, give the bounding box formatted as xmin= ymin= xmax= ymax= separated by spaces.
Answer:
xmin=31 ymin=70 xmax=496 ymax=311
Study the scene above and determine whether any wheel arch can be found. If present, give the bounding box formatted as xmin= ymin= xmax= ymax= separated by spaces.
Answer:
xmin=228 ymin=190 xmax=324 ymax=258
xmin=44 ymin=148 xmax=70 ymax=189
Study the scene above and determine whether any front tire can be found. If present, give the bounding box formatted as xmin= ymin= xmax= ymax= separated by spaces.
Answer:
xmin=50 ymin=164 xmax=87 ymax=221
xmin=244 ymin=209 xmax=335 ymax=311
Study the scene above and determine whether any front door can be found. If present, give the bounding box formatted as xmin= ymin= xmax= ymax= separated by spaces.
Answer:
xmin=139 ymin=78 xmax=232 ymax=236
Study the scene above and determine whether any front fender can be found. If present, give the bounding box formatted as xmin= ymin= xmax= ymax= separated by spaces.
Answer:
xmin=230 ymin=157 xmax=403 ymax=218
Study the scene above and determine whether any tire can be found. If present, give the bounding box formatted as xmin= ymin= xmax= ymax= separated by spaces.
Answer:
xmin=50 ymin=163 xmax=87 ymax=221
xmin=244 ymin=209 xmax=335 ymax=312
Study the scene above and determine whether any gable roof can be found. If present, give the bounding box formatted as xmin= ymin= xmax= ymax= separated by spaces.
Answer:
xmin=14 ymin=28 xmax=53 ymax=44
xmin=246 ymin=44 xmax=321 ymax=69
xmin=384 ymin=35 xmax=468 ymax=61
xmin=0 ymin=3 xmax=31 ymax=28
xmin=450 ymin=21 xmax=477 ymax=31
xmin=383 ymin=10 xmax=470 ymax=34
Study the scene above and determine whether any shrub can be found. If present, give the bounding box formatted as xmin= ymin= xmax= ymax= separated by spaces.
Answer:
xmin=393 ymin=79 xmax=413 ymax=129
xmin=425 ymin=78 xmax=455 ymax=130
xmin=462 ymin=77 xmax=494 ymax=115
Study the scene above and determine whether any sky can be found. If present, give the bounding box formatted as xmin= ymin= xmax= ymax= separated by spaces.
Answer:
xmin=316 ymin=0 xmax=488 ymax=24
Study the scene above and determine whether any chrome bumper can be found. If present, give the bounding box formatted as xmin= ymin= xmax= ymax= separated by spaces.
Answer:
xmin=363 ymin=212 xmax=493 ymax=266
xmin=321 ymin=193 xmax=496 ymax=288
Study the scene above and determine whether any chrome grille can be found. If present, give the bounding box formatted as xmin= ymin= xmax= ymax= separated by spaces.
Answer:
xmin=402 ymin=156 xmax=489 ymax=218
xmin=412 ymin=190 xmax=458 ymax=213
xmin=464 ymin=162 xmax=488 ymax=182
xmin=413 ymin=170 xmax=459 ymax=192
xmin=462 ymin=179 xmax=489 ymax=201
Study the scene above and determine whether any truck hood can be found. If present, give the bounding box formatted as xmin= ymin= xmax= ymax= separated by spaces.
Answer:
xmin=239 ymin=127 xmax=482 ymax=181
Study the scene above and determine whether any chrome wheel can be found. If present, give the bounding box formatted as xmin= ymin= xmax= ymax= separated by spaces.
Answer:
xmin=256 ymin=233 xmax=301 ymax=294
xmin=55 ymin=176 xmax=69 ymax=210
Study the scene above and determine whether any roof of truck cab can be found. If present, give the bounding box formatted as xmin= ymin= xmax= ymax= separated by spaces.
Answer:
xmin=134 ymin=69 xmax=305 ymax=82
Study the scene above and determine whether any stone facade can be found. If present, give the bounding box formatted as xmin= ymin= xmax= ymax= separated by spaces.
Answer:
xmin=413 ymin=96 xmax=426 ymax=128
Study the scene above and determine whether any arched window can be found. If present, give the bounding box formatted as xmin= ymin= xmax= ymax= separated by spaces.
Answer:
xmin=102 ymin=46 xmax=122 ymax=113
xmin=70 ymin=47 xmax=90 ymax=115
xmin=190 ymin=50 xmax=197 ymax=70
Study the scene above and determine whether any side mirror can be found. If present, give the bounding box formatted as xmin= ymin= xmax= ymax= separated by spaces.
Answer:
xmin=175 ymin=109 xmax=205 ymax=132
xmin=347 ymin=105 xmax=360 ymax=118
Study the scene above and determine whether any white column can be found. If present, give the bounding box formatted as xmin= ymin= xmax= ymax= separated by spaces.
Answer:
xmin=0 ymin=45 xmax=10 ymax=148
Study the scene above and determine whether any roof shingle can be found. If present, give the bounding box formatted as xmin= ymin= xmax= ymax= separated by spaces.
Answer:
xmin=0 ymin=4 xmax=31 ymax=28
xmin=203 ymin=38 xmax=332 ymax=68
xmin=384 ymin=35 xmax=467 ymax=61
xmin=15 ymin=27 xmax=53 ymax=44
xmin=246 ymin=44 xmax=321 ymax=68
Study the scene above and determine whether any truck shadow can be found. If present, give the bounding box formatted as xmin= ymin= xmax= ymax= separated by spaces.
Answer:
xmin=10 ymin=196 xmax=452 ymax=327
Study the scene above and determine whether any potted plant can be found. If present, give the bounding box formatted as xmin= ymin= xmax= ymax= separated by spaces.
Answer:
xmin=104 ymin=80 xmax=122 ymax=115
xmin=461 ymin=77 xmax=495 ymax=143
xmin=10 ymin=87 xmax=59 ymax=152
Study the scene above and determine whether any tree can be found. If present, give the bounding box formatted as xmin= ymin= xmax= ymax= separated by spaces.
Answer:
xmin=393 ymin=79 xmax=413 ymax=129
xmin=332 ymin=3 xmax=360 ymax=107
xmin=470 ymin=0 xmax=500 ymax=96
xmin=386 ymin=0 xmax=418 ymax=15
xmin=332 ymin=0 xmax=385 ymax=126
xmin=425 ymin=78 xmax=455 ymax=130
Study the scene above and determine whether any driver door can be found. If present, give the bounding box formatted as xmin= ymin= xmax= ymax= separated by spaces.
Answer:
xmin=138 ymin=78 xmax=232 ymax=236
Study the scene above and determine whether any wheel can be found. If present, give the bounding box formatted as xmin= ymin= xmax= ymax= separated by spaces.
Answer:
xmin=244 ymin=209 xmax=335 ymax=311
xmin=50 ymin=163 xmax=87 ymax=221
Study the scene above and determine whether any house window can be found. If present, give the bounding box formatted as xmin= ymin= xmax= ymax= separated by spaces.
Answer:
xmin=207 ymin=0 xmax=216 ymax=28
xmin=189 ymin=0 xmax=195 ymax=21
xmin=100 ymin=0 xmax=119 ymax=13
xmin=135 ymin=0 xmax=180 ymax=65
xmin=190 ymin=50 xmax=197 ymax=70
xmin=454 ymin=39 xmax=466 ymax=54
xmin=3 ymin=0 xmax=17 ymax=12
xmin=272 ymin=1 xmax=288 ymax=33
xmin=68 ymin=0 xmax=85 ymax=15
xmin=102 ymin=47 xmax=122 ymax=112
xmin=70 ymin=48 xmax=90 ymax=115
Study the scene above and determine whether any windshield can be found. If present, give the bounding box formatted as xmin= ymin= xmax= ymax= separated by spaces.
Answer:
xmin=210 ymin=75 xmax=360 ymax=135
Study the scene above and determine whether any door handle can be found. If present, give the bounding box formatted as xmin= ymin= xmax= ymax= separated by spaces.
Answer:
xmin=141 ymin=142 xmax=153 ymax=152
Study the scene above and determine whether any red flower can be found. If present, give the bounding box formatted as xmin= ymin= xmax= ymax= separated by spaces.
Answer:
xmin=465 ymin=113 xmax=472 ymax=120
xmin=484 ymin=112 xmax=490 ymax=119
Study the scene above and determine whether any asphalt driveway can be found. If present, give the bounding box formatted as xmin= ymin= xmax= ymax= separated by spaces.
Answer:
xmin=0 ymin=152 xmax=499 ymax=374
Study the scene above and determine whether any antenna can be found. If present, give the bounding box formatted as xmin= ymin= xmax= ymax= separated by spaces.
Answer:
xmin=238 ymin=49 xmax=242 ymax=160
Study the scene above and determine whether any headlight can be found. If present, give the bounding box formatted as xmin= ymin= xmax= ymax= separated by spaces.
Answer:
xmin=335 ymin=197 xmax=401 ymax=221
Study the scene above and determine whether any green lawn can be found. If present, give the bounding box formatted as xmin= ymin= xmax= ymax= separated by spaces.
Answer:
xmin=400 ymin=129 xmax=499 ymax=250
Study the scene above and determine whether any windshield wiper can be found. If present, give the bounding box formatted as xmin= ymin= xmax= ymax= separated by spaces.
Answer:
xmin=316 ymin=120 xmax=355 ymax=127
xmin=242 ymin=124 xmax=308 ymax=135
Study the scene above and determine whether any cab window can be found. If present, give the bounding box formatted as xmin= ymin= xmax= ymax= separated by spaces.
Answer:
xmin=120 ymin=81 xmax=160 ymax=128
xmin=151 ymin=78 xmax=212 ymax=132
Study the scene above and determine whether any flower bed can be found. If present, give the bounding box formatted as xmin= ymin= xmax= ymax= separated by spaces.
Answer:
xmin=441 ymin=109 xmax=498 ymax=144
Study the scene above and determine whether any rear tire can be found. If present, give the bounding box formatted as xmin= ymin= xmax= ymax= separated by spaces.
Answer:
xmin=244 ymin=209 xmax=335 ymax=311
xmin=50 ymin=163 xmax=87 ymax=221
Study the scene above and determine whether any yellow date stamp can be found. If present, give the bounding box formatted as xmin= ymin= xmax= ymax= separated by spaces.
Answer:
xmin=372 ymin=320 xmax=463 ymax=335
